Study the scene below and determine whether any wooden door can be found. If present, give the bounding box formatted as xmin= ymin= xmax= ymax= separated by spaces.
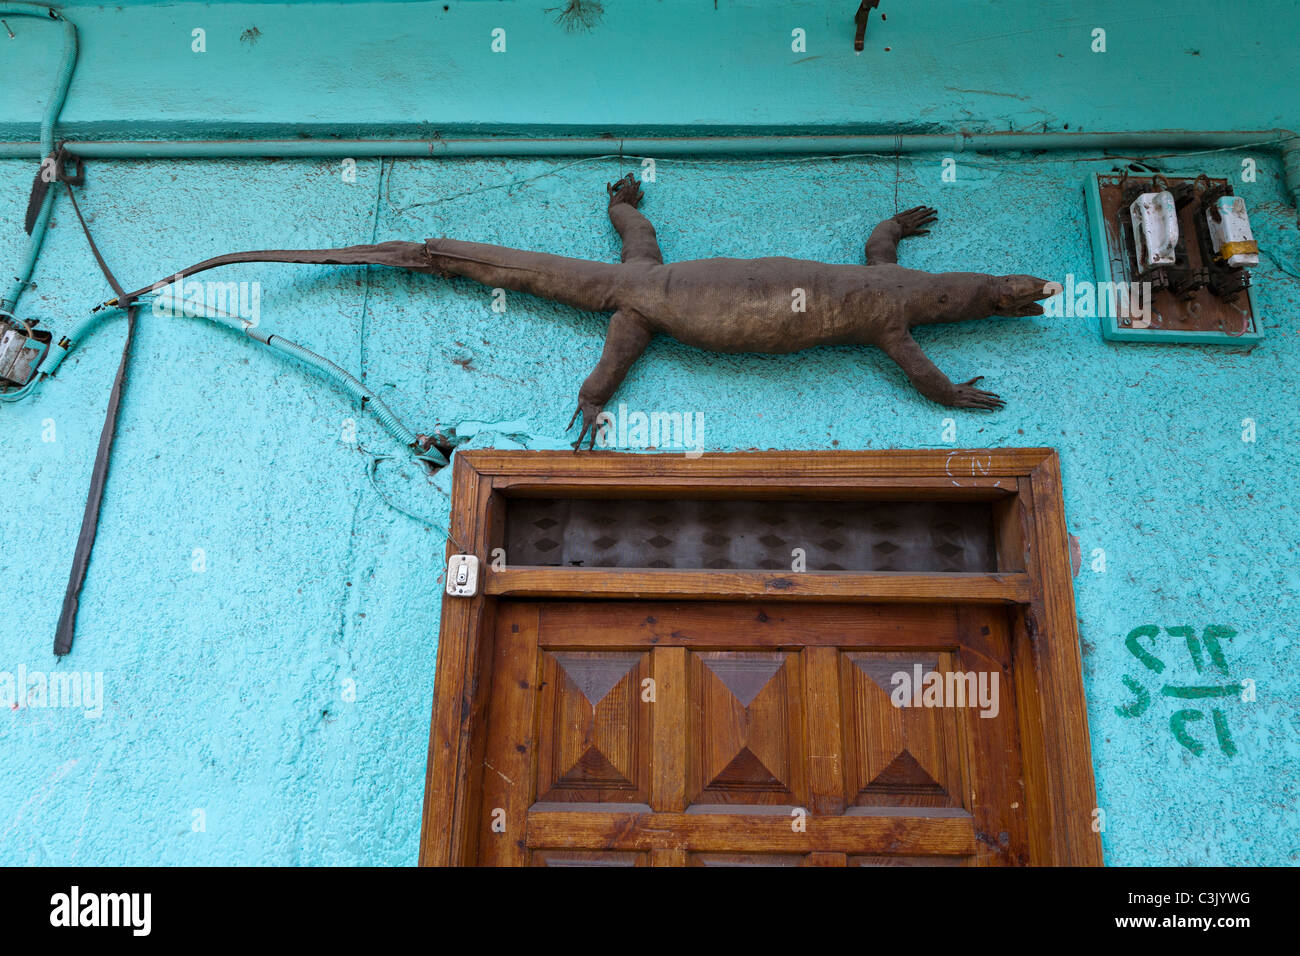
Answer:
xmin=475 ymin=600 xmax=1028 ymax=866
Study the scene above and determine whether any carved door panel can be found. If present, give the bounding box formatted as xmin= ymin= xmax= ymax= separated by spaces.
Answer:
xmin=475 ymin=600 xmax=1029 ymax=866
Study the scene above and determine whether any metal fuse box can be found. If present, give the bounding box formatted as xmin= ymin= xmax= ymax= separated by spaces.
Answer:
xmin=1206 ymin=196 xmax=1259 ymax=268
xmin=1085 ymin=173 xmax=1262 ymax=344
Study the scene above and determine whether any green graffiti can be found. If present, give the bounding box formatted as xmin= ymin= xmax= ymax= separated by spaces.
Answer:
xmin=1212 ymin=708 xmax=1237 ymax=757
xmin=1124 ymin=624 xmax=1165 ymax=673
xmin=1115 ymin=674 xmax=1151 ymax=718
xmin=1161 ymin=683 xmax=1239 ymax=699
xmin=1202 ymin=625 xmax=1236 ymax=674
xmin=1117 ymin=624 xmax=1244 ymax=757
xmin=1170 ymin=710 xmax=1205 ymax=756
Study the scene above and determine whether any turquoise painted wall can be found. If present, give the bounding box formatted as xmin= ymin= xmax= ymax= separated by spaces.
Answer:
xmin=2 ymin=0 xmax=1296 ymax=139
xmin=1 ymin=1 xmax=1298 ymax=865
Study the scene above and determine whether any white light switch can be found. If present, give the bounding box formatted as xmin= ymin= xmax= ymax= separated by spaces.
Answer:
xmin=445 ymin=554 xmax=480 ymax=597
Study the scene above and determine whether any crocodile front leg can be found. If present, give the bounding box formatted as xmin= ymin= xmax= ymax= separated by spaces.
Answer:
xmin=607 ymin=173 xmax=664 ymax=265
xmin=879 ymin=330 xmax=1005 ymax=410
xmin=568 ymin=309 xmax=655 ymax=449
xmin=865 ymin=205 xmax=938 ymax=265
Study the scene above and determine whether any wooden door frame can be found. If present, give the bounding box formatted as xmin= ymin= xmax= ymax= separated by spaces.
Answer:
xmin=418 ymin=448 xmax=1103 ymax=866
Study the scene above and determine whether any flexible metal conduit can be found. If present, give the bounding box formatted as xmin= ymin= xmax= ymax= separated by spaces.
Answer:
xmin=36 ymin=303 xmax=448 ymax=465
xmin=177 ymin=309 xmax=448 ymax=467
xmin=5 ymin=295 xmax=450 ymax=470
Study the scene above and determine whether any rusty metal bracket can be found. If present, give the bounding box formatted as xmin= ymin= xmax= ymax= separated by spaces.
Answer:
xmin=55 ymin=145 xmax=84 ymax=186
xmin=854 ymin=0 xmax=880 ymax=51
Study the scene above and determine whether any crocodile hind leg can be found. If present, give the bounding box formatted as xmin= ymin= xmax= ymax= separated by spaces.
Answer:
xmin=864 ymin=205 xmax=938 ymax=265
xmin=607 ymin=173 xmax=664 ymax=265
xmin=568 ymin=308 xmax=655 ymax=449
xmin=878 ymin=330 xmax=1004 ymax=410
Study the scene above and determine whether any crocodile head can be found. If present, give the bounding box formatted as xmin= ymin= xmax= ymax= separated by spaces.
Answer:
xmin=990 ymin=275 xmax=1055 ymax=317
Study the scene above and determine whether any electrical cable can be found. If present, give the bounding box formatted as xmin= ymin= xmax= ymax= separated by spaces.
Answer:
xmin=364 ymin=452 xmax=467 ymax=552
xmin=54 ymin=184 xmax=138 ymax=657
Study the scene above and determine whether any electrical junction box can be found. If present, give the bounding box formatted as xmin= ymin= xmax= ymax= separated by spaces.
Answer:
xmin=1084 ymin=172 xmax=1262 ymax=344
xmin=0 ymin=319 xmax=49 ymax=388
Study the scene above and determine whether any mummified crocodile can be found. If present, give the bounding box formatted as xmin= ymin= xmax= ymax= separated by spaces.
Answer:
xmin=115 ymin=174 xmax=1053 ymax=448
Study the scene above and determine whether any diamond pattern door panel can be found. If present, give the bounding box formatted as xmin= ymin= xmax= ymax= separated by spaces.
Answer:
xmin=476 ymin=602 xmax=1028 ymax=866
xmin=536 ymin=650 xmax=651 ymax=804
xmin=842 ymin=651 xmax=964 ymax=810
xmin=690 ymin=651 xmax=805 ymax=808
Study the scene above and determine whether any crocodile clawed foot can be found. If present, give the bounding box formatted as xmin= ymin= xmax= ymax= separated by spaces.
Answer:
xmin=951 ymin=376 xmax=1005 ymax=411
xmin=566 ymin=398 xmax=607 ymax=451
xmin=607 ymin=173 xmax=644 ymax=209
xmin=894 ymin=205 xmax=938 ymax=238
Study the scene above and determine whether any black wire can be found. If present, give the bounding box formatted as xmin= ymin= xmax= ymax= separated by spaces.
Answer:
xmin=54 ymin=179 xmax=140 ymax=657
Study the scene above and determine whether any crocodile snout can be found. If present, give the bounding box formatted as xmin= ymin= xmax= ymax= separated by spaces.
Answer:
xmin=993 ymin=274 xmax=1055 ymax=317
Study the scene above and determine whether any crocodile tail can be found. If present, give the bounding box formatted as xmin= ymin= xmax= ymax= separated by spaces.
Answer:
xmin=424 ymin=238 xmax=621 ymax=312
xmin=112 ymin=241 xmax=435 ymax=306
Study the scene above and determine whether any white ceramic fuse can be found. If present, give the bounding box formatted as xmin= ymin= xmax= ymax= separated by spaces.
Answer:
xmin=1206 ymin=196 xmax=1259 ymax=268
xmin=1129 ymin=191 xmax=1179 ymax=272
